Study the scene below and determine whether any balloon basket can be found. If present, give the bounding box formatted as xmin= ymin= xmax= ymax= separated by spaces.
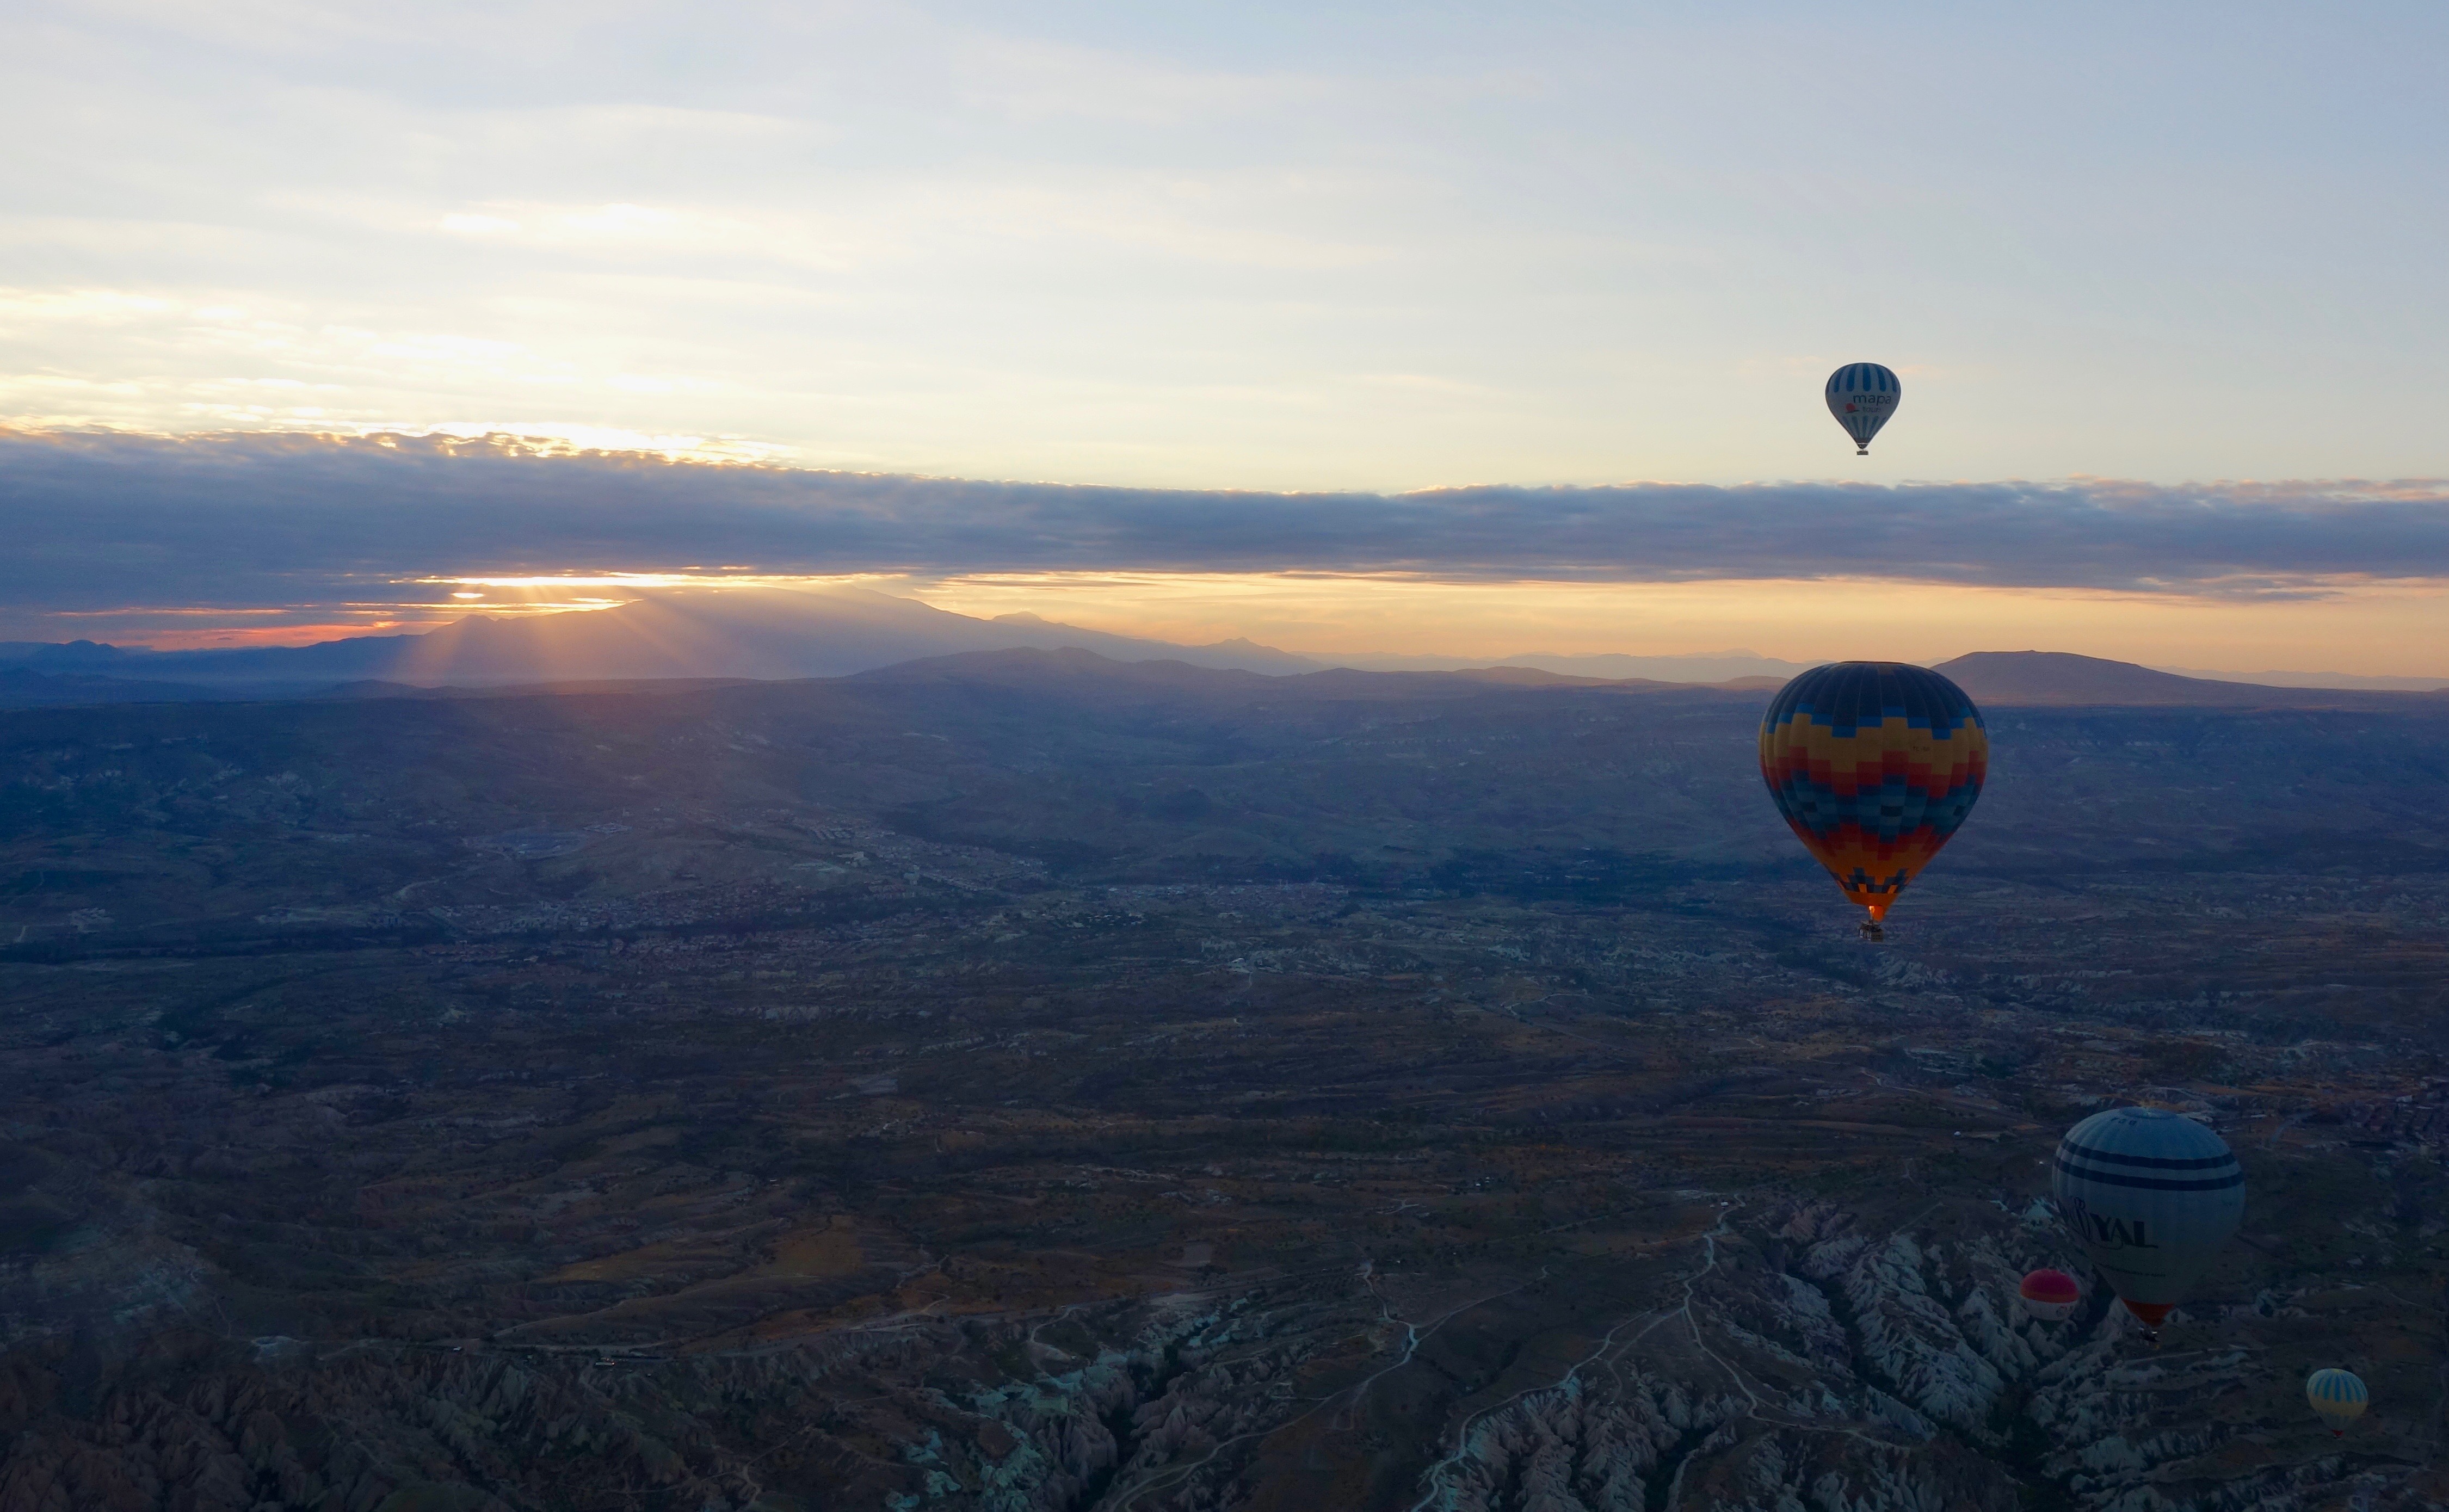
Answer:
xmin=1858 ymin=921 xmax=1885 ymax=942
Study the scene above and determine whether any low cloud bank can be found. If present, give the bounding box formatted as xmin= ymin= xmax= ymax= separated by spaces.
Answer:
xmin=7 ymin=429 xmax=2448 ymax=612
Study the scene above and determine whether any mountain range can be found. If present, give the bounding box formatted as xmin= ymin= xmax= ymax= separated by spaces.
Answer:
xmin=2 ymin=585 xmax=2443 ymax=708
xmin=0 ymin=589 xmax=1824 ymax=700
xmin=1933 ymin=650 xmax=2449 ymax=709
xmin=0 ymin=587 xmax=1313 ymax=691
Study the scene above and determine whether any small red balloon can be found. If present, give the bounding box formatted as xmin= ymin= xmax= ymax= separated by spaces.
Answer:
xmin=2019 ymin=1268 xmax=2081 ymax=1322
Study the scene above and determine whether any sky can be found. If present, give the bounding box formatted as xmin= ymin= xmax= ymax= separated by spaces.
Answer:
xmin=5 ymin=2 xmax=2448 ymax=669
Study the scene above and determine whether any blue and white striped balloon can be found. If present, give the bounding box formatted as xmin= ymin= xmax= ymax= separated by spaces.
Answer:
xmin=1825 ymin=362 xmax=1901 ymax=454
xmin=2051 ymin=1106 xmax=2243 ymax=1335
xmin=2306 ymin=1368 xmax=2367 ymax=1435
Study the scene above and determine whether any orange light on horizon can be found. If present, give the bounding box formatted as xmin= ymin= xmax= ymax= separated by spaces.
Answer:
xmin=18 ymin=569 xmax=2449 ymax=677
xmin=412 ymin=571 xmax=905 ymax=593
xmin=906 ymin=569 xmax=2449 ymax=678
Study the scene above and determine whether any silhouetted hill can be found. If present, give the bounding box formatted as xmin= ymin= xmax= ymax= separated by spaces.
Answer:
xmin=0 ymin=588 xmax=1322 ymax=700
xmin=16 ymin=621 xmax=2441 ymax=717
xmin=1935 ymin=650 xmax=2449 ymax=709
xmin=847 ymin=646 xmax=1768 ymax=708
xmin=1323 ymin=649 xmax=1818 ymax=681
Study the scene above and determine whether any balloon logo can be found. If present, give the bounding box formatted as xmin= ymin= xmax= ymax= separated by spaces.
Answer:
xmin=1759 ymin=662 xmax=1987 ymax=937
xmin=2018 ymin=1268 xmax=2081 ymax=1323
xmin=2306 ymin=1368 xmax=2367 ymax=1436
xmin=1826 ymin=362 xmax=1901 ymax=454
xmin=2051 ymin=1107 xmax=2244 ymax=1342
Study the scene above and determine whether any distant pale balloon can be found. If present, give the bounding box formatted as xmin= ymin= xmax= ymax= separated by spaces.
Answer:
xmin=2018 ymin=1268 xmax=2081 ymax=1323
xmin=1826 ymin=363 xmax=1901 ymax=454
xmin=2306 ymin=1368 xmax=2367 ymax=1436
xmin=2051 ymin=1106 xmax=2243 ymax=1340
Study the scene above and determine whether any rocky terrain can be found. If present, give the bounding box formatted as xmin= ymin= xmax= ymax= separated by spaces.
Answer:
xmin=2 ymin=651 xmax=2445 ymax=1510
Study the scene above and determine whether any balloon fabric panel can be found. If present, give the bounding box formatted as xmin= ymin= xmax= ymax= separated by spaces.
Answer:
xmin=1759 ymin=662 xmax=1987 ymax=921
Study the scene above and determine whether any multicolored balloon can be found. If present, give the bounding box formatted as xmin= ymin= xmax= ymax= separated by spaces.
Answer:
xmin=2306 ymin=1369 xmax=2367 ymax=1436
xmin=1826 ymin=362 xmax=1901 ymax=454
xmin=1759 ymin=662 xmax=1988 ymax=933
xmin=2051 ymin=1107 xmax=2244 ymax=1341
xmin=2018 ymin=1268 xmax=2081 ymax=1323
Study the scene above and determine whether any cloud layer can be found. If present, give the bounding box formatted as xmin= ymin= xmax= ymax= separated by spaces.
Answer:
xmin=7 ymin=429 xmax=2449 ymax=618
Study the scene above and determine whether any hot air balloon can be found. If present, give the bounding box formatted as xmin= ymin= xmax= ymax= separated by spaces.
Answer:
xmin=2051 ymin=1107 xmax=2243 ymax=1343
xmin=2018 ymin=1268 xmax=2081 ymax=1323
xmin=2306 ymin=1369 xmax=2367 ymax=1436
xmin=1826 ymin=363 xmax=1901 ymax=454
xmin=1758 ymin=662 xmax=1987 ymax=939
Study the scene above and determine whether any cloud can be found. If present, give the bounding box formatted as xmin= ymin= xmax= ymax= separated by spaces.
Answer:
xmin=5 ymin=429 xmax=2448 ymax=620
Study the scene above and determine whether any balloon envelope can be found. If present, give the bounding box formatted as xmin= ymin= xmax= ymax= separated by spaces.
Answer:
xmin=1759 ymin=662 xmax=1988 ymax=923
xmin=2307 ymin=1369 xmax=2367 ymax=1435
xmin=1826 ymin=363 xmax=1901 ymax=453
xmin=2018 ymin=1268 xmax=2081 ymax=1322
xmin=2052 ymin=1107 xmax=2243 ymax=1324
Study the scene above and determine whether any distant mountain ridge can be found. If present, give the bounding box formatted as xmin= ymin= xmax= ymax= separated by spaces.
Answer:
xmin=1934 ymin=651 xmax=2449 ymax=708
xmin=6 ymin=602 xmax=2446 ymax=713
xmin=0 ymin=588 xmax=1325 ymax=699
xmin=1322 ymin=649 xmax=1818 ymax=682
xmin=2154 ymin=665 xmax=2449 ymax=692
xmin=0 ymin=618 xmax=1822 ymax=695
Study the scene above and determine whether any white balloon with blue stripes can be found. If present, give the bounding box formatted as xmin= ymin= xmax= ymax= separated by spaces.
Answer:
xmin=2306 ymin=1368 xmax=2367 ymax=1435
xmin=2051 ymin=1106 xmax=2244 ymax=1334
xmin=1824 ymin=362 xmax=1902 ymax=454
